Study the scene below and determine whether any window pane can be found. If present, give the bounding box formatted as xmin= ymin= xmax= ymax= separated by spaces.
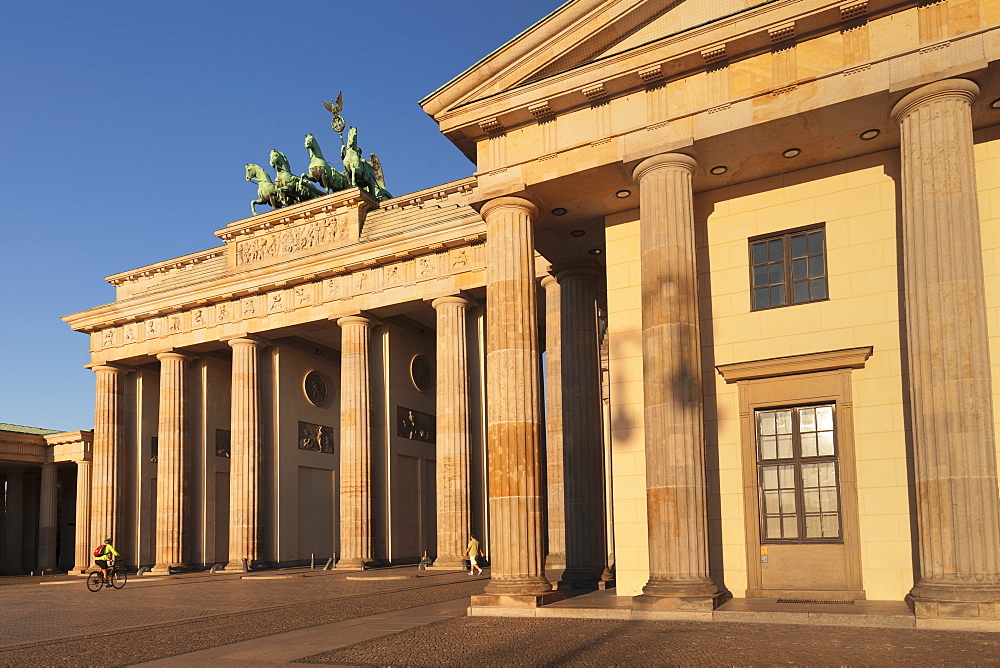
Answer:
xmin=762 ymin=466 xmax=778 ymax=489
xmin=805 ymin=514 xmax=821 ymax=538
xmin=801 ymin=462 xmax=819 ymax=488
xmin=770 ymin=284 xmax=785 ymax=306
xmin=780 ymin=490 xmax=797 ymax=513
xmin=800 ymin=408 xmax=815 ymax=431
xmin=808 ymin=231 xmax=824 ymax=254
xmin=766 ymin=516 xmax=781 ymax=539
xmin=753 ymin=264 xmax=768 ymax=287
xmin=752 ymin=242 xmax=767 ymax=265
xmin=760 ymin=413 xmax=775 ymax=434
xmin=764 ymin=490 xmax=780 ymax=514
xmin=782 ymin=516 xmax=799 ymax=538
xmin=777 ymin=434 xmax=793 ymax=459
xmin=760 ymin=436 xmax=777 ymax=460
xmin=775 ymin=411 xmax=793 ymax=434
xmin=803 ymin=489 xmax=820 ymax=512
xmin=778 ymin=464 xmax=795 ymax=488
xmin=809 ymin=277 xmax=827 ymax=300
xmin=822 ymin=514 xmax=839 ymax=537
xmin=791 ymin=257 xmax=807 ymax=280
xmin=820 ymin=488 xmax=838 ymax=512
xmin=801 ymin=432 xmax=818 ymax=457
xmin=816 ymin=406 xmax=833 ymax=430
xmin=818 ymin=462 xmax=837 ymax=487
xmin=792 ymin=280 xmax=809 ymax=303
xmin=817 ymin=431 xmax=835 ymax=456
xmin=768 ymin=261 xmax=784 ymax=284
xmin=791 ymin=234 xmax=807 ymax=257
xmin=808 ymin=255 xmax=825 ymax=278
xmin=754 ymin=287 xmax=769 ymax=309
xmin=768 ymin=239 xmax=783 ymax=261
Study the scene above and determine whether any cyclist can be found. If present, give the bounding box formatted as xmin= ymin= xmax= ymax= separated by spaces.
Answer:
xmin=94 ymin=538 xmax=120 ymax=588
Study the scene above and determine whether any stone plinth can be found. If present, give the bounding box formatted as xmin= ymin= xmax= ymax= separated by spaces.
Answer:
xmin=892 ymin=79 xmax=1000 ymax=618
xmin=481 ymin=196 xmax=555 ymax=599
xmin=431 ymin=296 xmax=473 ymax=569
xmin=337 ymin=315 xmax=375 ymax=570
xmin=227 ymin=337 xmax=265 ymax=571
xmin=632 ymin=153 xmax=722 ymax=609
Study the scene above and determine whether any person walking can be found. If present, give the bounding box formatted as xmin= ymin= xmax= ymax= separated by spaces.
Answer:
xmin=94 ymin=538 xmax=120 ymax=588
xmin=466 ymin=534 xmax=483 ymax=575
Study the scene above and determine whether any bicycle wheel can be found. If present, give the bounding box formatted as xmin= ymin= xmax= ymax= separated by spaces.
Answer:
xmin=111 ymin=568 xmax=127 ymax=589
xmin=86 ymin=572 xmax=104 ymax=592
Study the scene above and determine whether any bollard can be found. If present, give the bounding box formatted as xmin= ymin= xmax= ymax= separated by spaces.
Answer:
xmin=323 ymin=557 xmax=334 ymax=571
xmin=310 ymin=553 xmax=315 ymax=569
xmin=242 ymin=558 xmax=249 ymax=573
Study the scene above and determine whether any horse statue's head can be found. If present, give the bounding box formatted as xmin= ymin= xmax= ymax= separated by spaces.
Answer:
xmin=270 ymin=149 xmax=290 ymax=172
xmin=305 ymin=133 xmax=317 ymax=150
xmin=347 ymin=126 xmax=359 ymax=149
xmin=245 ymin=163 xmax=256 ymax=182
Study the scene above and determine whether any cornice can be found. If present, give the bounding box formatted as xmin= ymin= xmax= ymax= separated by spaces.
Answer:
xmin=716 ymin=346 xmax=874 ymax=383
xmin=432 ymin=0 xmax=916 ymax=153
xmin=62 ymin=211 xmax=487 ymax=333
xmin=106 ymin=247 xmax=226 ymax=287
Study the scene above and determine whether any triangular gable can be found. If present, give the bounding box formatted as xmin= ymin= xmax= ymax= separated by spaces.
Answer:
xmin=423 ymin=0 xmax=776 ymax=116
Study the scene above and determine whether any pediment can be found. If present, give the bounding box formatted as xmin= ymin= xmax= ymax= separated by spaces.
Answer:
xmin=422 ymin=0 xmax=774 ymax=117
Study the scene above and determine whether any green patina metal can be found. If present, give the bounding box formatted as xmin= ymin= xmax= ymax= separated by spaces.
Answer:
xmin=270 ymin=149 xmax=326 ymax=207
xmin=244 ymin=92 xmax=392 ymax=214
xmin=245 ymin=163 xmax=281 ymax=216
xmin=302 ymin=133 xmax=351 ymax=194
xmin=343 ymin=126 xmax=392 ymax=201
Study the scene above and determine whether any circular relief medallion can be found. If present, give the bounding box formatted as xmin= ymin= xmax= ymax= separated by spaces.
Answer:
xmin=303 ymin=370 xmax=329 ymax=406
xmin=410 ymin=355 xmax=432 ymax=393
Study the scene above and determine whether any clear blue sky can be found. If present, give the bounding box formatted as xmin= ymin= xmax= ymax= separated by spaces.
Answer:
xmin=1 ymin=0 xmax=562 ymax=431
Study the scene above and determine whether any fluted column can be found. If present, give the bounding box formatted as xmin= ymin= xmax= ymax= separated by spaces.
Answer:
xmin=90 ymin=364 xmax=127 ymax=557
xmin=2 ymin=470 xmax=24 ymax=573
xmin=632 ymin=153 xmax=721 ymax=610
xmin=432 ymin=296 xmax=473 ymax=568
xmin=72 ymin=460 xmax=93 ymax=574
xmin=892 ymin=79 xmax=1000 ymax=616
xmin=475 ymin=196 xmax=557 ymax=603
xmin=153 ymin=351 xmax=192 ymax=573
xmin=227 ymin=337 xmax=264 ymax=570
xmin=554 ymin=265 xmax=608 ymax=587
xmin=37 ymin=463 xmax=58 ymax=573
xmin=337 ymin=315 xmax=374 ymax=569
xmin=541 ymin=274 xmax=566 ymax=571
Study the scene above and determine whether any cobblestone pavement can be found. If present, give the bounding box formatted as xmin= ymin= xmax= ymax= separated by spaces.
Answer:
xmin=3 ymin=571 xmax=999 ymax=666
xmin=303 ymin=616 xmax=1000 ymax=666
xmin=0 ymin=569 xmax=487 ymax=665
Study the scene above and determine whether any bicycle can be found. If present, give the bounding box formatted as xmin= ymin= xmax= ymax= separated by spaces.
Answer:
xmin=86 ymin=560 xmax=128 ymax=592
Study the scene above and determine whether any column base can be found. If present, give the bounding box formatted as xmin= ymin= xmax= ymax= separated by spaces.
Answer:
xmin=151 ymin=562 xmax=189 ymax=575
xmin=559 ymin=567 xmax=607 ymax=589
xmin=471 ymin=591 xmax=565 ymax=608
xmin=335 ymin=557 xmax=373 ymax=571
xmin=429 ymin=558 xmax=468 ymax=570
xmin=908 ymin=582 xmax=1000 ymax=620
xmin=632 ymin=591 xmax=726 ymax=612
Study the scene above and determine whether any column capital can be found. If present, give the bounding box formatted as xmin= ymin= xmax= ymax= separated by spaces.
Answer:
xmin=632 ymin=152 xmax=698 ymax=183
xmin=540 ymin=274 xmax=559 ymax=289
xmin=336 ymin=314 xmax=376 ymax=328
xmin=223 ymin=333 xmax=267 ymax=349
xmin=87 ymin=363 xmax=131 ymax=375
xmin=551 ymin=263 xmax=603 ymax=281
xmin=155 ymin=350 xmax=195 ymax=362
xmin=431 ymin=295 xmax=474 ymax=310
xmin=480 ymin=196 xmax=539 ymax=220
xmin=891 ymin=78 xmax=979 ymax=124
